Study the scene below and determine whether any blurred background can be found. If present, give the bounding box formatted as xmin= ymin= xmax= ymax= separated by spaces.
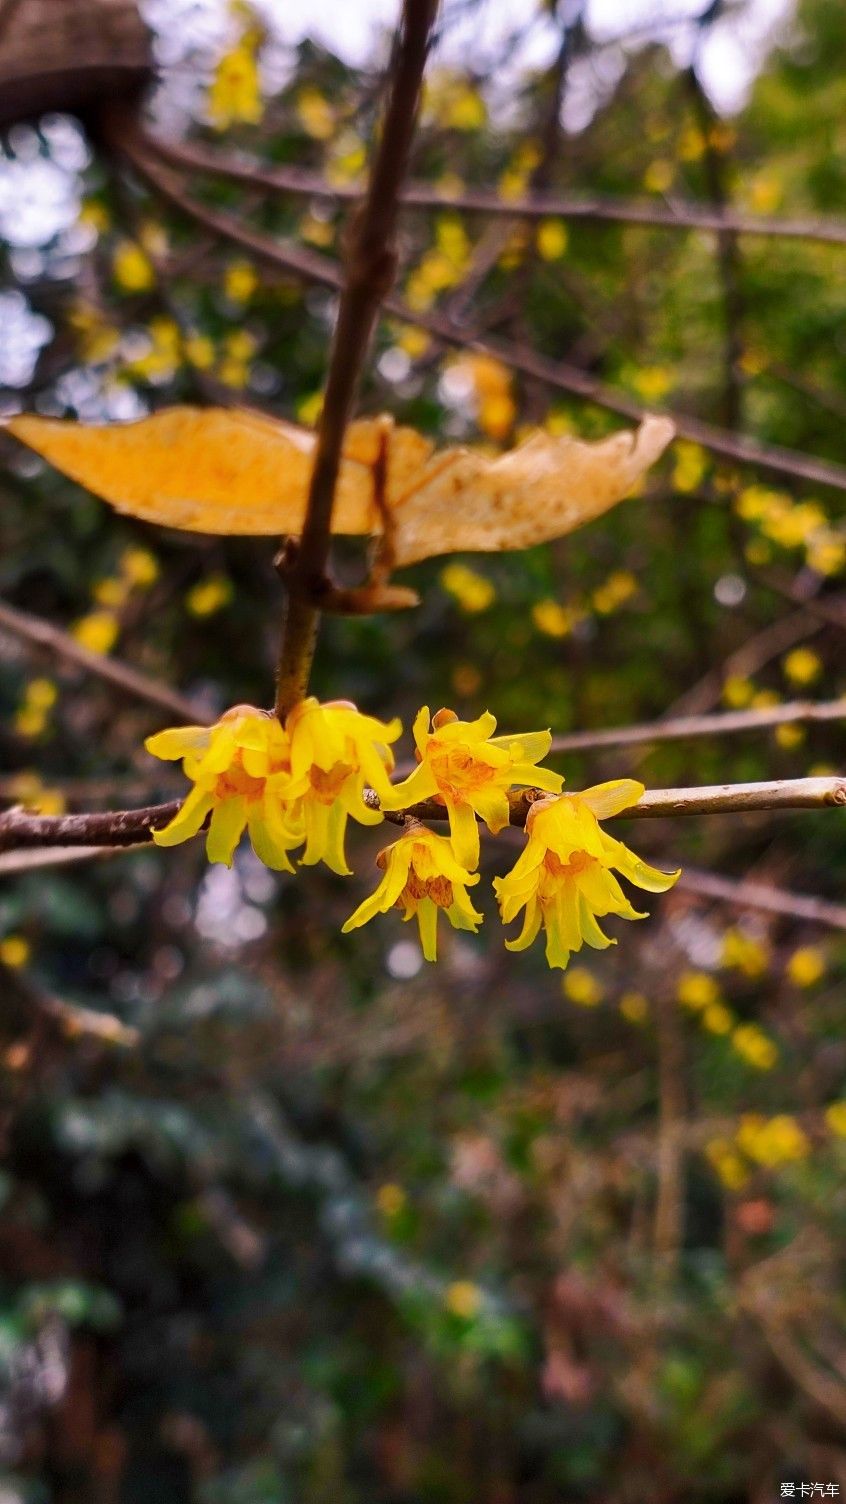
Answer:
xmin=1 ymin=0 xmax=846 ymax=1499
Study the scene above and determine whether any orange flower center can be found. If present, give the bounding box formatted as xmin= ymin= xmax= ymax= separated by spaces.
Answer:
xmin=309 ymin=761 xmax=353 ymax=803
xmin=543 ymin=848 xmax=594 ymax=880
xmin=428 ymin=741 xmax=497 ymax=801
xmin=400 ymin=868 xmax=454 ymax=910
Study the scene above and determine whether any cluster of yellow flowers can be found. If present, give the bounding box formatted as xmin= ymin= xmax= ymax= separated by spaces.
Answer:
xmin=676 ymin=969 xmax=779 ymax=1069
xmin=14 ymin=549 xmax=159 ymax=741
xmin=147 ymin=700 xmax=679 ymax=967
xmin=736 ymin=485 xmax=845 ymax=577
xmin=532 ymin=570 xmax=639 ymax=640
xmin=406 ymin=217 xmax=473 ymax=315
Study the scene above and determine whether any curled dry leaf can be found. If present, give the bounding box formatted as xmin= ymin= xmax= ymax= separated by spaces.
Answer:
xmin=5 ymin=407 xmax=674 ymax=565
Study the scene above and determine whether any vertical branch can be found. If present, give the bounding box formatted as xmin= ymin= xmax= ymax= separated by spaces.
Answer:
xmin=273 ymin=0 xmax=439 ymax=719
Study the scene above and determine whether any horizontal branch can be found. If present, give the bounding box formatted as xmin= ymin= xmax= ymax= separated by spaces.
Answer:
xmin=549 ymin=696 xmax=846 ymax=755
xmin=114 ymin=130 xmax=846 ymax=494
xmin=2 ymin=776 xmax=843 ymax=857
xmin=142 ymin=132 xmax=846 ymax=250
xmin=677 ymin=865 xmax=846 ymax=931
xmin=0 ymin=596 xmax=204 ymax=723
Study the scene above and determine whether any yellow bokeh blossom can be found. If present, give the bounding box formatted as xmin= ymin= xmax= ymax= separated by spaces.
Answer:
xmin=208 ymin=41 xmax=262 ymax=130
xmin=342 ymin=824 xmax=481 ymax=961
xmin=388 ymin=708 xmax=562 ymax=870
xmin=283 ymin=698 xmax=401 ymax=876
xmin=224 ymin=259 xmax=259 ymax=302
xmin=677 ymin=970 xmax=720 ymax=1010
xmin=0 ymin=935 xmax=30 ymax=969
xmin=722 ymin=675 xmax=755 ymax=709
xmin=786 ymin=946 xmax=825 ymax=988
xmin=494 ymin=783 xmax=678 ymax=971
xmin=113 ymin=241 xmax=154 ymax=292
xmin=186 ymin=575 xmax=234 ymax=618
xmin=296 ymin=85 xmax=334 ymax=140
xmin=721 ymin=927 xmax=768 ymax=979
xmin=563 ymin=966 xmax=602 ymax=1006
xmin=732 ymin=1023 xmax=778 ymax=1071
xmin=147 ymin=706 xmax=302 ymax=870
xmin=376 ymin=1183 xmax=407 ymax=1218
xmin=736 ymin=1113 xmax=809 ymax=1168
xmin=782 ymin=647 xmax=821 ymax=687
xmin=440 ymin=562 xmax=495 ymax=614
xmin=620 ymin=990 xmax=649 ymax=1024
xmin=444 ymin=1280 xmax=482 ymax=1318
xmin=120 ymin=546 xmax=159 ymax=588
xmin=705 ymin=1138 xmax=749 ymax=1191
xmin=701 ymin=1001 xmax=735 ymax=1036
xmin=824 ymin=1102 xmax=846 ymax=1138
xmin=537 ymin=218 xmax=568 ymax=261
xmin=71 ymin=610 xmax=119 ymax=656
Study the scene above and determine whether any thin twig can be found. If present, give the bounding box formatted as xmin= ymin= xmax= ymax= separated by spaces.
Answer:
xmin=548 ymin=696 xmax=846 ymax=756
xmin=1 ymin=776 xmax=843 ymax=856
xmin=676 ymin=866 xmax=846 ymax=931
xmin=0 ymin=597 xmax=205 ymax=723
xmin=140 ymin=132 xmax=846 ymax=250
xmin=273 ymin=0 xmax=439 ymax=716
xmin=112 ymin=139 xmax=846 ymax=495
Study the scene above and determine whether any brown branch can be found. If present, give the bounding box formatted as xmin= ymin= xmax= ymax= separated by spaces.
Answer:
xmin=548 ymin=696 xmax=846 ymax=756
xmin=0 ymin=596 xmax=206 ymax=723
xmin=676 ymin=866 xmax=846 ymax=932
xmin=273 ymin=0 xmax=439 ymax=716
xmin=140 ymin=131 xmax=846 ymax=250
xmin=110 ymin=139 xmax=846 ymax=495
xmin=2 ymin=776 xmax=843 ymax=857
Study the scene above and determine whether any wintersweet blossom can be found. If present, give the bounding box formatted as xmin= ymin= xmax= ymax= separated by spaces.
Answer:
xmin=342 ymin=824 xmax=482 ymax=961
xmin=146 ymin=706 xmax=303 ymax=869
xmin=494 ymin=781 xmax=679 ymax=970
xmin=386 ymin=707 xmax=562 ymax=869
xmin=283 ymin=698 xmax=401 ymax=876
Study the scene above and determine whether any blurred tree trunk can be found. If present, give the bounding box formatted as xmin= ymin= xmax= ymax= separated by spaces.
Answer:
xmin=0 ymin=0 xmax=151 ymax=128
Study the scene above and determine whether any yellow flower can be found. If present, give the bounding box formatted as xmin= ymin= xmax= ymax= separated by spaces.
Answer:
xmin=283 ymin=698 xmax=401 ymax=876
xmin=186 ymin=575 xmax=233 ymax=618
xmin=732 ymin=1023 xmax=778 ymax=1071
xmin=787 ymin=946 xmax=825 ymax=988
xmin=208 ymin=42 xmax=262 ymax=130
xmin=296 ymin=85 xmax=335 ymax=140
xmin=113 ymin=241 xmax=154 ymax=292
xmin=71 ymin=610 xmax=119 ymax=655
xmin=146 ymin=705 xmax=302 ymax=871
xmin=532 ymin=599 xmax=583 ymax=639
xmin=537 ymin=218 xmax=567 ymax=261
xmin=342 ymin=824 xmax=482 ymax=962
xmin=563 ymin=965 xmax=602 ymax=1006
xmin=444 ymin=1280 xmax=482 ymax=1319
xmin=493 ymin=783 xmax=678 ymax=971
xmin=120 ymin=546 xmax=159 ymax=588
xmin=677 ymin=970 xmax=720 ymax=1010
xmin=782 ymin=647 xmax=821 ymax=687
xmin=705 ymin=1138 xmax=749 ymax=1191
xmin=620 ymin=990 xmax=649 ymax=1024
xmin=736 ymin=1113 xmax=809 ymax=1167
xmin=440 ymin=562 xmax=495 ymax=614
xmin=0 ymin=935 xmax=30 ymax=969
xmin=387 ymin=708 xmax=562 ymax=870
xmin=376 ymin=1183 xmax=406 ymax=1218
xmin=224 ymin=259 xmax=258 ymax=302
xmin=701 ymin=1001 xmax=734 ymax=1035
xmin=721 ymin=927 xmax=768 ymax=979
xmin=722 ymin=675 xmax=754 ymax=708
xmin=824 ymin=1102 xmax=846 ymax=1138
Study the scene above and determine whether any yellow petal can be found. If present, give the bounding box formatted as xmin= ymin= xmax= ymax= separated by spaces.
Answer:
xmin=416 ymin=896 xmax=439 ymax=961
xmin=206 ymin=796 xmax=247 ymax=865
xmin=145 ymin=725 xmax=211 ymax=760
xmin=447 ymin=799 xmax=481 ymax=870
xmin=151 ymin=785 xmax=214 ymax=846
xmin=578 ymin=779 xmax=645 ymax=821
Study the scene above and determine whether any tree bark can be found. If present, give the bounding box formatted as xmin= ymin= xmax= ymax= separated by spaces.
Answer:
xmin=0 ymin=0 xmax=151 ymax=129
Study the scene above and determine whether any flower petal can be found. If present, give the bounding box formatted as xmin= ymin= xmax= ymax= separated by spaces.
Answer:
xmin=151 ymin=785 xmax=214 ymax=846
xmin=416 ymin=896 xmax=439 ymax=961
xmin=145 ymin=725 xmax=211 ymax=761
xmin=448 ymin=799 xmax=481 ymax=870
xmin=578 ymin=779 xmax=645 ymax=821
xmin=205 ymin=795 xmax=247 ymax=865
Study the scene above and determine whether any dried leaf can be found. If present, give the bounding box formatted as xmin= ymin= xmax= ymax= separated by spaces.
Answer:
xmin=5 ymin=407 xmax=673 ymax=564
